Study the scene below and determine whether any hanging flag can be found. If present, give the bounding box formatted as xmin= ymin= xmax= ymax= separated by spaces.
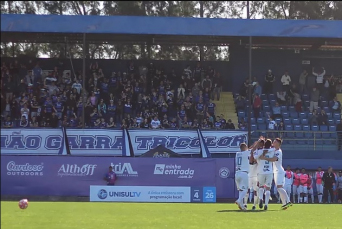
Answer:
xmin=197 ymin=129 xmax=211 ymax=158
xmin=122 ymin=128 xmax=131 ymax=157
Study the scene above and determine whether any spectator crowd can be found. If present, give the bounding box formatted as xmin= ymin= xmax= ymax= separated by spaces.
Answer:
xmin=0 ymin=59 xmax=238 ymax=130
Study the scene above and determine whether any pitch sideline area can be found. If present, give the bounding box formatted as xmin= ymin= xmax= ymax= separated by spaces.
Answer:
xmin=1 ymin=201 xmax=341 ymax=229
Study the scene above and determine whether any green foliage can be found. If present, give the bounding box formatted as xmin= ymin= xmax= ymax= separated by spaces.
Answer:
xmin=1 ymin=1 xmax=340 ymax=60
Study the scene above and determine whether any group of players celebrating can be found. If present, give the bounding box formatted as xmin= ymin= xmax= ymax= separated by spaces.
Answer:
xmin=235 ymin=136 xmax=293 ymax=211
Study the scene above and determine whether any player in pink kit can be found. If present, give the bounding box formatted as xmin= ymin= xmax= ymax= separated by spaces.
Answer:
xmin=314 ymin=167 xmax=324 ymax=203
xmin=293 ymin=168 xmax=301 ymax=203
xmin=299 ymin=168 xmax=309 ymax=203
xmin=284 ymin=166 xmax=294 ymax=199
xmin=307 ymin=174 xmax=314 ymax=203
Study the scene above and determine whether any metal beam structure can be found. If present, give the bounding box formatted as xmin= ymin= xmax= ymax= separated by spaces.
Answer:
xmin=2 ymin=32 xmax=342 ymax=49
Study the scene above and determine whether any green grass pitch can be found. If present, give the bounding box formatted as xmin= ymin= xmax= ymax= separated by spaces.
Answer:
xmin=1 ymin=201 xmax=342 ymax=229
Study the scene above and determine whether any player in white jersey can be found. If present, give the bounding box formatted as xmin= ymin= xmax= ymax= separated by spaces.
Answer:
xmin=259 ymin=138 xmax=292 ymax=210
xmin=248 ymin=139 xmax=264 ymax=210
xmin=252 ymin=139 xmax=274 ymax=210
xmin=235 ymin=143 xmax=252 ymax=211
xmin=284 ymin=166 xmax=294 ymax=198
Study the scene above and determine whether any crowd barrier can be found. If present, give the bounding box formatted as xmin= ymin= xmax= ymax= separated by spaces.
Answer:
xmin=251 ymin=130 xmax=341 ymax=151
xmin=1 ymin=156 xmax=236 ymax=199
xmin=1 ymin=128 xmax=248 ymax=156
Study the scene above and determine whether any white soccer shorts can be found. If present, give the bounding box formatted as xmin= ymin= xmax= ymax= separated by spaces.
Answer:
xmin=299 ymin=185 xmax=308 ymax=194
xmin=257 ymin=173 xmax=273 ymax=188
xmin=248 ymin=176 xmax=258 ymax=191
xmin=274 ymin=172 xmax=285 ymax=187
xmin=235 ymin=172 xmax=249 ymax=191
xmin=293 ymin=185 xmax=300 ymax=195
xmin=316 ymin=184 xmax=323 ymax=194
xmin=284 ymin=184 xmax=292 ymax=196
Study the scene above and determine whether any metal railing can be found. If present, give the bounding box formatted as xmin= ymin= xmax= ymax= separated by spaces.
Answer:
xmin=251 ymin=130 xmax=341 ymax=151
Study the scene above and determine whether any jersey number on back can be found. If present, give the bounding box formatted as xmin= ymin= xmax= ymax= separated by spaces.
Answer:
xmin=237 ymin=157 xmax=242 ymax=166
xmin=264 ymin=155 xmax=270 ymax=164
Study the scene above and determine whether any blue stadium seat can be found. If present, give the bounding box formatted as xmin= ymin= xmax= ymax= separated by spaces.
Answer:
xmin=303 ymin=125 xmax=313 ymax=139
xmin=301 ymin=119 xmax=309 ymax=125
xmin=281 ymin=106 xmax=288 ymax=112
xmin=288 ymin=106 xmax=295 ymax=112
xmin=304 ymin=101 xmax=310 ymax=109
xmin=284 ymin=118 xmax=291 ymax=125
xmin=233 ymin=93 xmax=239 ymax=98
xmin=326 ymin=112 xmax=332 ymax=118
xmin=328 ymin=119 xmax=334 ymax=125
xmin=329 ymin=126 xmax=337 ymax=138
xmin=314 ymin=132 xmax=322 ymax=139
xmin=290 ymin=112 xmax=298 ymax=118
xmin=282 ymin=112 xmax=289 ymax=118
xmin=286 ymin=124 xmax=295 ymax=138
xmin=263 ymin=111 xmax=271 ymax=117
xmin=292 ymin=118 xmax=300 ymax=125
xmin=311 ymin=125 xmax=319 ymax=131
xmin=268 ymin=94 xmax=276 ymax=100
xmin=323 ymin=107 xmax=330 ymax=113
xmin=303 ymin=125 xmax=310 ymax=131
xmin=294 ymin=125 xmax=303 ymax=138
xmin=336 ymin=119 xmax=341 ymax=124
xmin=320 ymin=125 xmax=330 ymax=138
xmin=320 ymin=125 xmax=328 ymax=131
xmin=250 ymin=118 xmax=256 ymax=124
xmin=275 ymin=118 xmax=282 ymax=124
xmin=262 ymin=100 xmax=269 ymax=105
xmin=260 ymin=94 xmax=267 ymax=100
xmin=285 ymin=124 xmax=293 ymax=130
xmin=251 ymin=124 xmax=257 ymax=131
xmin=302 ymin=94 xmax=309 ymax=101
xmin=270 ymin=100 xmax=276 ymax=107
xmin=238 ymin=111 xmax=245 ymax=118
xmin=333 ymin=113 xmax=341 ymax=119
xmin=329 ymin=101 xmax=335 ymax=107
xmin=320 ymin=101 xmax=328 ymax=107
xmin=258 ymin=124 xmax=266 ymax=130
xmin=263 ymin=105 xmax=270 ymax=112
xmin=299 ymin=112 xmax=307 ymax=119
xmin=257 ymin=118 xmax=265 ymax=124
xmin=307 ymin=112 xmax=313 ymax=119
xmin=297 ymin=139 xmax=306 ymax=145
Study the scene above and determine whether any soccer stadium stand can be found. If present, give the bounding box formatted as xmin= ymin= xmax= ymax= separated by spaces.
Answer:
xmin=234 ymin=70 xmax=342 ymax=150
xmin=1 ymin=59 xmax=228 ymax=130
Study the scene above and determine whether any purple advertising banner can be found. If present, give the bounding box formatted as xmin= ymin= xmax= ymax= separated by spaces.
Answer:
xmin=214 ymin=158 xmax=237 ymax=199
xmin=1 ymin=156 xmax=236 ymax=198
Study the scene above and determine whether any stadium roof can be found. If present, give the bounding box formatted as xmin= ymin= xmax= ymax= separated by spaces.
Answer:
xmin=1 ymin=14 xmax=342 ymax=48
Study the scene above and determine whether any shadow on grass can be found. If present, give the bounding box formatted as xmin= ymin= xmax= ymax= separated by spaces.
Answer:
xmin=217 ymin=209 xmax=278 ymax=213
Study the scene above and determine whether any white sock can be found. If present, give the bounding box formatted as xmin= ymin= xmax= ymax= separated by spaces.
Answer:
xmin=318 ymin=194 xmax=322 ymax=203
xmin=253 ymin=194 xmax=258 ymax=206
xmin=311 ymin=195 xmax=314 ymax=203
xmin=249 ymin=192 xmax=253 ymax=202
xmin=299 ymin=195 xmax=302 ymax=203
xmin=265 ymin=190 xmax=271 ymax=206
xmin=238 ymin=190 xmax=248 ymax=203
xmin=244 ymin=193 xmax=249 ymax=205
xmin=304 ymin=197 xmax=308 ymax=203
xmin=259 ymin=188 xmax=265 ymax=200
xmin=293 ymin=195 xmax=296 ymax=203
xmin=277 ymin=188 xmax=288 ymax=205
